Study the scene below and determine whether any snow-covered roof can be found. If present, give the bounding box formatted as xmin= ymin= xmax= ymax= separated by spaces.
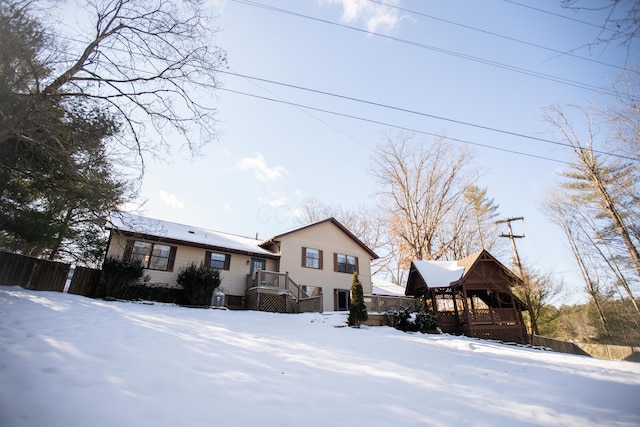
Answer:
xmin=411 ymin=260 xmax=465 ymax=288
xmin=371 ymin=278 xmax=407 ymax=296
xmin=107 ymin=212 xmax=277 ymax=257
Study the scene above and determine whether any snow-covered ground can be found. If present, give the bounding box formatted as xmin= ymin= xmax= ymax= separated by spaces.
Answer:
xmin=1 ymin=288 xmax=639 ymax=427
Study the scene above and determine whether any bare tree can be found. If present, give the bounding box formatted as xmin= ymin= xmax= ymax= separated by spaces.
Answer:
xmin=608 ymin=68 xmax=640 ymax=163
xmin=370 ymin=132 xmax=482 ymax=266
xmin=514 ymin=265 xmax=564 ymax=336
xmin=543 ymin=191 xmax=611 ymax=333
xmin=545 ymin=105 xmax=640 ymax=279
xmin=561 ymin=0 xmax=640 ymax=53
xmin=1 ymin=0 xmax=227 ymax=173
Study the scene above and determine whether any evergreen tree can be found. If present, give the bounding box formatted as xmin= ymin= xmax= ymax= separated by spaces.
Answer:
xmin=348 ymin=272 xmax=368 ymax=327
xmin=0 ymin=4 xmax=132 ymax=265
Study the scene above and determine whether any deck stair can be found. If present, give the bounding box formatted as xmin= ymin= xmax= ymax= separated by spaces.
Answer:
xmin=246 ymin=270 xmax=323 ymax=313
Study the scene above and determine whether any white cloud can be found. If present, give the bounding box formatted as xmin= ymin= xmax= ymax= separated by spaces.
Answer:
xmin=159 ymin=191 xmax=185 ymax=209
xmin=260 ymin=194 xmax=288 ymax=208
xmin=322 ymin=0 xmax=402 ymax=33
xmin=237 ymin=154 xmax=286 ymax=182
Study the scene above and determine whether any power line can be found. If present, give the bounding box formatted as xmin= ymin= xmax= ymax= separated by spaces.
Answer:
xmin=230 ymin=0 xmax=617 ymax=97
xmin=218 ymin=86 xmax=569 ymax=164
xmin=234 ymin=69 xmax=370 ymax=151
xmin=368 ymin=0 xmax=623 ymax=70
xmin=220 ymin=70 xmax=640 ymax=162
xmin=49 ymin=9 xmax=638 ymax=163
xmin=503 ymin=0 xmax=608 ymax=30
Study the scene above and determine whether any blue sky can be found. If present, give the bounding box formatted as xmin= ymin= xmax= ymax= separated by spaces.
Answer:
xmin=132 ymin=0 xmax=631 ymax=299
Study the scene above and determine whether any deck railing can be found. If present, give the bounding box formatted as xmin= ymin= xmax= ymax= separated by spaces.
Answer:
xmin=364 ymin=295 xmax=419 ymax=313
xmin=247 ymin=270 xmax=323 ymax=312
xmin=468 ymin=308 xmax=518 ymax=325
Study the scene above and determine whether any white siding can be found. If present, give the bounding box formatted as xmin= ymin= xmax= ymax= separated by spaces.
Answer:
xmin=275 ymin=221 xmax=374 ymax=312
xmin=106 ymin=233 xmax=276 ymax=297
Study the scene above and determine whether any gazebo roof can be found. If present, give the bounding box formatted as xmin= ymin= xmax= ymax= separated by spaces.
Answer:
xmin=405 ymin=250 xmax=523 ymax=296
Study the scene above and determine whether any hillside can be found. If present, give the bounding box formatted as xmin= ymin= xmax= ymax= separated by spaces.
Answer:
xmin=1 ymin=288 xmax=639 ymax=427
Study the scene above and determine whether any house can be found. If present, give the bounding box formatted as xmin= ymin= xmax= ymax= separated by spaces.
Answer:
xmin=105 ymin=213 xmax=378 ymax=312
xmin=404 ymin=250 xmax=530 ymax=344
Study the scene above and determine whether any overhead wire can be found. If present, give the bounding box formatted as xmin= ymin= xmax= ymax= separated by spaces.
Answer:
xmin=220 ymin=70 xmax=640 ymax=162
xmin=230 ymin=0 xmax=618 ymax=97
xmin=503 ymin=0 xmax=610 ymax=30
xmin=367 ymin=0 xmax=624 ymax=70
xmin=218 ymin=85 xmax=568 ymax=164
xmin=48 ymin=7 xmax=639 ymax=163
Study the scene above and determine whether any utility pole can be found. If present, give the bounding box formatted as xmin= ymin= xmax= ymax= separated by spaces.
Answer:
xmin=495 ymin=216 xmax=539 ymax=336
xmin=495 ymin=216 xmax=525 ymax=279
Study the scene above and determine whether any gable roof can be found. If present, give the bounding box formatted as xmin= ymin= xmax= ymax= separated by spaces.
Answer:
xmin=260 ymin=217 xmax=379 ymax=259
xmin=406 ymin=250 xmax=522 ymax=295
xmin=107 ymin=212 xmax=277 ymax=258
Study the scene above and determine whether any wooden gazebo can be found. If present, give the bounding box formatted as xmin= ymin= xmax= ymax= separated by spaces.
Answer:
xmin=405 ymin=250 xmax=529 ymax=344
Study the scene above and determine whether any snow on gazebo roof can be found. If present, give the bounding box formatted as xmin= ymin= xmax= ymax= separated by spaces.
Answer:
xmin=411 ymin=260 xmax=465 ymax=288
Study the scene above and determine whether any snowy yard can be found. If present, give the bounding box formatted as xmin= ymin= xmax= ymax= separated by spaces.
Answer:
xmin=1 ymin=288 xmax=639 ymax=427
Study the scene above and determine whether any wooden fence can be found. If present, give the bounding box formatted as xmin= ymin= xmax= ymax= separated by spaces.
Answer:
xmin=0 ymin=251 xmax=101 ymax=295
xmin=0 ymin=251 xmax=69 ymax=291
xmin=532 ymin=335 xmax=640 ymax=362
xmin=67 ymin=266 xmax=103 ymax=297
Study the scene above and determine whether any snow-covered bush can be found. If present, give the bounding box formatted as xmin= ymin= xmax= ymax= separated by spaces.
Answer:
xmin=387 ymin=304 xmax=438 ymax=333
xmin=99 ymin=257 xmax=146 ymax=299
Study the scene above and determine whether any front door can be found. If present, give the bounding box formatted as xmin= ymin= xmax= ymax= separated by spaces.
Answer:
xmin=250 ymin=258 xmax=266 ymax=275
xmin=335 ymin=289 xmax=350 ymax=311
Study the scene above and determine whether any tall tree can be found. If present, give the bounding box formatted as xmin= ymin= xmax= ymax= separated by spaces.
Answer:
xmin=370 ymin=132 xmax=482 ymax=266
xmin=543 ymin=191 xmax=611 ymax=334
xmin=464 ymin=185 xmax=501 ymax=253
xmin=0 ymin=98 xmax=131 ymax=265
xmin=0 ymin=3 xmax=133 ymax=265
xmin=545 ymin=105 xmax=640 ymax=285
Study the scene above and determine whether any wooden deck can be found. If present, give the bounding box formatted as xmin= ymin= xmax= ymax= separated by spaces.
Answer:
xmin=245 ymin=270 xmax=323 ymax=313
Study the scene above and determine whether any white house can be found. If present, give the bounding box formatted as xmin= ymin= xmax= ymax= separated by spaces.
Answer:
xmin=105 ymin=212 xmax=378 ymax=312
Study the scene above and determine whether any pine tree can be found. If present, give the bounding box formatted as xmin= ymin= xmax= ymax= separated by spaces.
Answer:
xmin=348 ymin=272 xmax=368 ymax=327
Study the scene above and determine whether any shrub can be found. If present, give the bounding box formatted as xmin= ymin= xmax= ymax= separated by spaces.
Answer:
xmin=177 ymin=262 xmax=221 ymax=306
xmin=98 ymin=257 xmax=146 ymax=299
xmin=348 ymin=272 xmax=368 ymax=327
xmin=387 ymin=303 xmax=438 ymax=333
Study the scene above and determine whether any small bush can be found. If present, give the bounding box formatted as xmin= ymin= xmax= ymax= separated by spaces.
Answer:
xmin=98 ymin=257 xmax=146 ymax=299
xmin=387 ymin=304 xmax=438 ymax=333
xmin=177 ymin=262 xmax=221 ymax=306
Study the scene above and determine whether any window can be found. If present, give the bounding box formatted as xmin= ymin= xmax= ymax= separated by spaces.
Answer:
xmin=127 ymin=240 xmax=176 ymax=271
xmin=302 ymin=247 xmax=322 ymax=269
xmin=335 ymin=253 xmax=358 ymax=274
xmin=206 ymin=251 xmax=230 ymax=270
